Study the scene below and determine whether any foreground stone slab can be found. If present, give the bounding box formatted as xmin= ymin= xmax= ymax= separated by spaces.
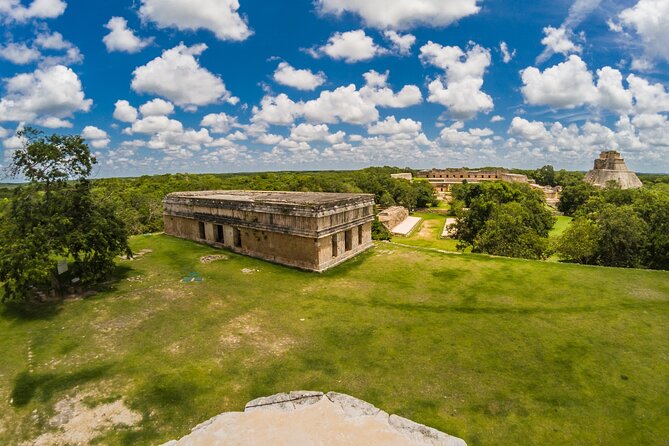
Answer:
xmin=161 ymin=391 xmax=466 ymax=446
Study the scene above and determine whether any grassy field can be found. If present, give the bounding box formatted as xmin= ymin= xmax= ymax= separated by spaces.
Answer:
xmin=0 ymin=235 xmax=668 ymax=445
xmin=391 ymin=211 xmax=460 ymax=252
xmin=549 ymin=215 xmax=573 ymax=239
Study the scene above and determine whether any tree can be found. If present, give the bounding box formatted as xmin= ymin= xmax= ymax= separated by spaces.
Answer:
xmin=534 ymin=165 xmax=556 ymax=186
xmin=555 ymin=218 xmax=599 ymax=263
xmin=558 ymin=182 xmax=598 ymax=215
xmin=371 ymin=218 xmax=392 ymax=241
xmin=0 ymin=127 xmax=130 ymax=302
xmin=451 ymin=181 xmax=555 ymax=259
xmin=593 ymin=205 xmax=648 ymax=268
xmin=472 ymin=202 xmax=550 ymax=259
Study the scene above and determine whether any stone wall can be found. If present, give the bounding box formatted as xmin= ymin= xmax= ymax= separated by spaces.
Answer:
xmin=378 ymin=206 xmax=409 ymax=231
xmin=163 ymin=191 xmax=375 ymax=272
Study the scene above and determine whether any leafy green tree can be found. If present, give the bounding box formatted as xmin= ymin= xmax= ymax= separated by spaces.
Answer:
xmin=413 ymin=179 xmax=439 ymax=208
xmin=472 ymin=202 xmax=550 ymax=259
xmin=555 ymin=218 xmax=599 ymax=263
xmin=633 ymin=188 xmax=669 ymax=269
xmin=592 ymin=205 xmax=649 ymax=268
xmin=0 ymin=128 xmax=130 ymax=302
xmin=371 ymin=218 xmax=392 ymax=241
xmin=558 ymin=182 xmax=599 ymax=215
xmin=534 ymin=165 xmax=556 ymax=186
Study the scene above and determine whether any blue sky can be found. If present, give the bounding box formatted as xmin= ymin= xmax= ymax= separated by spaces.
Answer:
xmin=1 ymin=0 xmax=669 ymax=177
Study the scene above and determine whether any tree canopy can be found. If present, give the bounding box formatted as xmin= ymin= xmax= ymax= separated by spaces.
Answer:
xmin=0 ymin=128 xmax=130 ymax=302
xmin=451 ymin=181 xmax=555 ymax=259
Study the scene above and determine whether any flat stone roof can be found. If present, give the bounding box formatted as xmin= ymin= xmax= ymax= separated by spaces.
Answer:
xmin=165 ymin=190 xmax=374 ymax=209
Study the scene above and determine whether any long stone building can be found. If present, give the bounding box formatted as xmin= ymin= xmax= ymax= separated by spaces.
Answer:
xmin=584 ymin=150 xmax=643 ymax=189
xmin=163 ymin=191 xmax=375 ymax=272
xmin=416 ymin=168 xmax=530 ymax=194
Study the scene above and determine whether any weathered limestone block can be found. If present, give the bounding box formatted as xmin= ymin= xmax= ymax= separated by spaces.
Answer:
xmin=161 ymin=390 xmax=468 ymax=446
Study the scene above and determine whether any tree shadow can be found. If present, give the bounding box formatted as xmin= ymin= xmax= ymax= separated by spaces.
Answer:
xmin=10 ymin=363 xmax=113 ymax=407
xmin=1 ymin=264 xmax=135 ymax=321
xmin=1 ymin=300 xmax=64 ymax=322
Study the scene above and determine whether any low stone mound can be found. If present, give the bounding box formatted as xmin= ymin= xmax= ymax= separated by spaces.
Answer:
xmin=161 ymin=391 xmax=467 ymax=446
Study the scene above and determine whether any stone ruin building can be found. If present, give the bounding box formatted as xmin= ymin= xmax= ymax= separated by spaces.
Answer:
xmin=584 ymin=151 xmax=643 ymax=189
xmin=163 ymin=191 xmax=374 ymax=272
xmin=416 ymin=168 xmax=530 ymax=194
xmin=377 ymin=206 xmax=409 ymax=232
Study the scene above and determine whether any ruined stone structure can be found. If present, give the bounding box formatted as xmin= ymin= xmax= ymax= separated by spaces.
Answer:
xmin=584 ymin=151 xmax=643 ymax=189
xmin=417 ymin=168 xmax=530 ymax=194
xmin=390 ymin=172 xmax=413 ymax=181
xmin=163 ymin=191 xmax=374 ymax=272
xmin=378 ymin=206 xmax=409 ymax=231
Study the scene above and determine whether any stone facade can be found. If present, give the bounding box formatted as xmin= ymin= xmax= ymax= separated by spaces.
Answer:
xmin=163 ymin=191 xmax=375 ymax=272
xmin=390 ymin=172 xmax=413 ymax=181
xmin=416 ymin=168 xmax=530 ymax=194
xmin=584 ymin=151 xmax=643 ymax=189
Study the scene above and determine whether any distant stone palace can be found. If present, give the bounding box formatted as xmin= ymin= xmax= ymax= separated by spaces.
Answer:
xmin=416 ymin=168 xmax=530 ymax=194
xmin=584 ymin=151 xmax=643 ymax=189
xmin=163 ymin=191 xmax=374 ymax=272
xmin=416 ymin=168 xmax=561 ymax=206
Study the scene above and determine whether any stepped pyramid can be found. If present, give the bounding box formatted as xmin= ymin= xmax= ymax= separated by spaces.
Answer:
xmin=584 ymin=151 xmax=643 ymax=189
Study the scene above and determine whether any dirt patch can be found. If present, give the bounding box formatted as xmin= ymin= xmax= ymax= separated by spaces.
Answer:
xmin=24 ymin=392 xmax=141 ymax=446
xmin=200 ymin=254 xmax=229 ymax=264
xmin=220 ymin=312 xmax=295 ymax=356
xmin=417 ymin=219 xmax=437 ymax=239
xmin=241 ymin=268 xmax=261 ymax=274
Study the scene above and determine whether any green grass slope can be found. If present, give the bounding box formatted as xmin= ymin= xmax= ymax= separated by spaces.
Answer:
xmin=0 ymin=235 xmax=667 ymax=445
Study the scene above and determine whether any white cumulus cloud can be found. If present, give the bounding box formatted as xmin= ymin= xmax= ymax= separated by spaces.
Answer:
xmin=520 ymin=55 xmax=597 ymax=109
xmin=316 ymin=0 xmax=480 ymax=30
xmin=113 ymin=100 xmax=138 ymax=123
xmin=384 ymin=31 xmax=416 ymax=55
xmin=0 ymin=64 xmax=92 ymax=123
xmin=139 ymin=98 xmax=174 ymax=116
xmin=420 ymin=41 xmax=493 ymax=119
xmin=138 ymin=0 xmax=251 ymax=41
xmin=200 ymin=112 xmax=238 ymax=134
xmin=0 ymin=42 xmax=40 ymax=64
xmin=131 ymin=43 xmax=233 ymax=109
xmin=273 ymin=62 xmax=325 ymax=91
xmin=82 ymin=125 xmax=110 ymax=148
xmin=615 ymin=0 xmax=669 ymax=67
xmin=368 ymin=116 xmax=421 ymax=135
xmin=316 ymin=30 xmax=384 ymax=63
xmin=536 ymin=26 xmax=582 ymax=64
xmin=0 ymin=0 xmax=67 ymax=22
xmin=103 ymin=17 xmax=152 ymax=53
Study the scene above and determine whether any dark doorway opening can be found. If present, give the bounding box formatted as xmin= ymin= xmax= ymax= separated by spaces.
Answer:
xmin=198 ymin=222 xmax=206 ymax=240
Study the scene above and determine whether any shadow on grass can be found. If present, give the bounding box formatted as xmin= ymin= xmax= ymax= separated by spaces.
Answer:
xmin=313 ymin=294 xmax=669 ymax=315
xmin=10 ymin=364 xmax=113 ymax=407
xmin=1 ymin=264 xmax=135 ymax=322
xmin=1 ymin=300 xmax=64 ymax=322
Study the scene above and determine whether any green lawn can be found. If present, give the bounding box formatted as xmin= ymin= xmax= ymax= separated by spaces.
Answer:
xmin=391 ymin=211 xmax=460 ymax=252
xmin=549 ymin=215 xmax=573 ymax=239
xmin=1 ymin=234 xmax=668 ymax=445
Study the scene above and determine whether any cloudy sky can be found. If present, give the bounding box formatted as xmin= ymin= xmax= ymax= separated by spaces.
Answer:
xmin=1 ymin=0 xmax=669 ymax=177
